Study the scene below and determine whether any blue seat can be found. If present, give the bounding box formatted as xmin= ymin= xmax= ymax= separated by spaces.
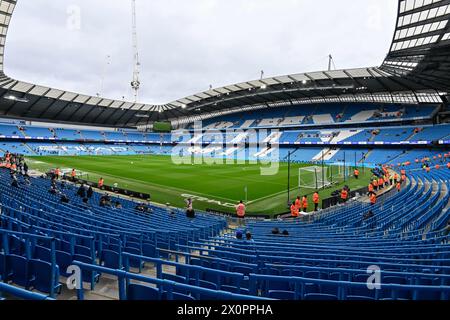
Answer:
xmin=54 ymin=251 xmax=72 ymax=278
xmin=347 ymin=295 xmax=375 ymax=301
xmin=6 ymin=254 xmax=31 ymax=289
xmin=268 ymin=290 xmax=295 ymax=300
xmin=75 ymin=245 xmax=92 ymax=258
xmin=231 ymin=266 xmax=253 ymax=275
xmin=304 ymin=293 xmax=338 ymax=301
xmin=0 ymin=253 xmax=5 ymax=281
xmin=124 ymin=247 xmax=144 ymax=269
xmin=414 ymin=289 xmax=443 ymax=300
xmin=100 ymin=250 xmax=121 ymax=269
xmin=220 ymin=285 xmax=250 ymax=295
xmin=161 ymin=273 xmax=186 ymax=284
xmin=142 ymin=243 xmax=156 ymax=257
xmin=188 ymin=279 xmax=218 ymax=290
xmin=9 ymin=237 xmax=25 ymax=256
xmin=126 ymin=242 xmax=141 ymax=250
xmin=127 ymin=283 xmax=159 ymax=300
xmin=319 ymin=283 xmax=339 ymax=295
xmin=73 ymin=254 xmax=100 ymax=284
xmin=162 ymin=291 xmax=195 ymax=301
xmin=34 ymin=245 xmax=51 ymax=262
xmin=29 ymin=259 xmax=61 ymax=295
xmin=265 ymin=279 xmax=291 ymax=291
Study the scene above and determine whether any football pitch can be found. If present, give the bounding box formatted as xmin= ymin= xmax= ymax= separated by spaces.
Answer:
xmin=27 ymin=155 xmax=372 ymax=216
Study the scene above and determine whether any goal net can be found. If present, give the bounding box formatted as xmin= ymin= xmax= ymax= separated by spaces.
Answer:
xmin=298 ymin=166 xmax=332 ymax=190
xmin=330 ymin=162 xmax=351 ymax=181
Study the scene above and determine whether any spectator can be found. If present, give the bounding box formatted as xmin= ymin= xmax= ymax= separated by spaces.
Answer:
xmin=77 ymin=184 xmax=86 ymax=198
xmin=11 ymin=176 xmax=19 ymax=188
xmin=236 ymin=230 xmax=243 ymax=240
xmin=186 ymin=207 xmax=195 ymax=219
xmin=87 ymin=186 xmax=94 ymax=199
xmin=236 ymin=200 xmax=246 ymax=220
xmin=115 ymin=201 xmax=122 ymax=209
xmin=363 ymin=210 xmax=374 ymax=221
xmin=60 ymin=194 xmax=70 ymax=203
xmin=313 ymin=192 xmax=320 ymax=211
xmin=271 ymin=228 xmax=280 ymax=235
xmin=245 ymin=232 xmax=254 ymax=242
xmin=282 ymin=230 xmax=289 ymax=236
xmin=49 ymin=185 xmax=57 ymax=194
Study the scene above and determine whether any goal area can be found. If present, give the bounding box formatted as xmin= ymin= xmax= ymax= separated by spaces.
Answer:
xmin=298 ymin=166 xmax=331 ymax=190
xmin=298 ymin=164 xmax=351 ymax=190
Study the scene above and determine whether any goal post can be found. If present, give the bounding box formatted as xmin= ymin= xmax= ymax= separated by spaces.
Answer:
xmin=298 ymin=166 xmax=332 ymax=190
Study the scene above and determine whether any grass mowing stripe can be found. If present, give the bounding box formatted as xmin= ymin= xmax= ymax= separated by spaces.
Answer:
xmin=28 ymin=154 xmax=373 ymax=217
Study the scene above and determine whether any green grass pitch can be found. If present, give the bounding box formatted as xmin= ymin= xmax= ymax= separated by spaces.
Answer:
xmin=27 ymin=154 xmax=372 ymax=217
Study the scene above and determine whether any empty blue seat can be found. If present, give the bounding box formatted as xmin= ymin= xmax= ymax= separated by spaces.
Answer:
xmin=346 ymin=295 xmax=375 ymax=300
xmin=100 ymin=250 xmax=121 ymax=270
xmin=231 ymin=266 xmax=253 ymax=275
xmin=6 ymin=254 xmax=31 ymax=289
xmin=161 ymin=273 xmax=186 ymax=284
xmin=29 ymin=259 xmax=61 ymax=295
xmin=34 ymin=245 xmax=51 ymax=262
xmin=188 ymin=279 xmax=218 ymax=290
xmin=162 ymin=291 xmax=195 ymax=301
xmin=142 ymin=243 xmax=156 ymax=257
xmin=268 ymin=290 xmax=295 ymax=300
xmin=127 ymin=283 xmax=159 ymax=300
xmin=55 ymin=250 xmax=73 ymax=277
xmin=0 ymin=253 xmax=5 ymax=280
xmin=124 ymin=247 xmax=144 ymax=269
xmin=75 ymin=245 xmax=92 ymax=257
xmin=220 ymin=285 xmax=250 ymax=295
xmin=304 ymin=293 xmax=338 ymax=301
xmin=73 ymin=254 xmax=100 ymax=284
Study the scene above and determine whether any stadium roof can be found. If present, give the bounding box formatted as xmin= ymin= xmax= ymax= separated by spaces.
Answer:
xmin=0 ymin=0 xmax=448 ymax=127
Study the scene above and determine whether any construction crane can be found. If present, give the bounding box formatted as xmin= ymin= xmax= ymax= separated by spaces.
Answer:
xmin=328 ymin=54 xmax=336 ymax=71
xmin=130 ymin=0 xmax=141 ymax=102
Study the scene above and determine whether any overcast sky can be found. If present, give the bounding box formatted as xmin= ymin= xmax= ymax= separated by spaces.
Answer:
xmin=5 ymin=0 xmax=398 ymax=105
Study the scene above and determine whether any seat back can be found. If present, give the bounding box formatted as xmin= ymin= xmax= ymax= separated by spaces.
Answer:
xmin=127 ymin=283 xmax=159 ymax=300
xmin=100 ymin=250 xmax=121 ymax=269
xmin=0 ymin=253 xmax=5 ymax=281
xmin=34 ymin=245 xmax=51 ymax=262
xmin=55 ymin=250 xmax=73 ymax=277
xmin=29 ymin=259 xmax=60 ymax=294
xmin=74 ymin=245 xmax=92 ymax=257
xmin=6 ymin=254 xmax=30 ymax=288
xmin=268 ymin=290 xmax=295 ymax=300
xmin=304 ymin=293 xmax=338 ymax=301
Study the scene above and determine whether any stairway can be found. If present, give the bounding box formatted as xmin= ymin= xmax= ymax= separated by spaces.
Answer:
xmin=358 ymin=150 xmax=372 ymax=164
xmin=24 ymin=143 xmax=38 ymax=156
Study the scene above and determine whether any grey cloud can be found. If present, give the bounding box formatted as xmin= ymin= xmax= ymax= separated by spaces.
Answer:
xmin=5 ymin=0 xmax=397 ymax=105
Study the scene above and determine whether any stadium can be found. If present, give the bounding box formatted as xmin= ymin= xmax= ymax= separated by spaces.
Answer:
xmin=0 ymin=0 xmax=449 ymax=305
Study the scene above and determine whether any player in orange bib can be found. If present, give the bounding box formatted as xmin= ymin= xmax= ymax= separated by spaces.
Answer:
xmin=354 ymin=168 xmax=359 ymax=179
xmin=301 ymin=195 xmax=308 ymax=213
xmin=295 ymin=196 xmax=301 ymax=211
xmin=290 ymin=201 xmax=299 ymax=217
xmin=313 ymin=192 xmax=320 ymax=211
xmin=341 ymin=189 xmax=348 ymax=203
xmin=236 ymin=200 xmax=246 ymax=218
xmin=55 ymin=168 xmax=61 ymax=179
xmin=370 ymin=193 xmax=377 ymax=206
